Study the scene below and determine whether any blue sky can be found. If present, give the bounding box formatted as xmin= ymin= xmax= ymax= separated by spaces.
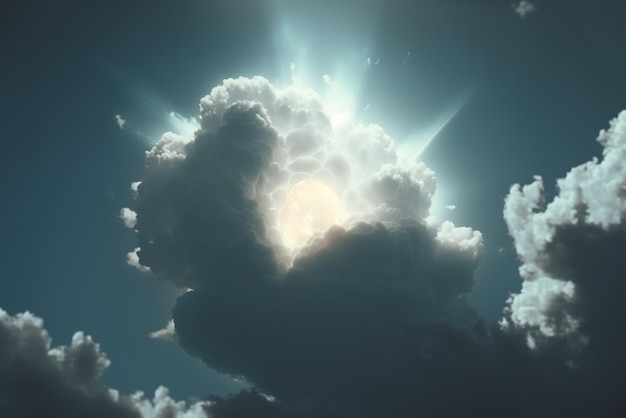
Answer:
xmin=2 ymin=1 xmax=626 ymax=417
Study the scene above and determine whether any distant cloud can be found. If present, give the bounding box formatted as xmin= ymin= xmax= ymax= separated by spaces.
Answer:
xmin=0 ymin=308 xmax=208 ymax=417
xmin=322 ymin=74 xmax=332 ymax=85
xmin=445 ymin=204 xmax=457 ymax=211
xmin=148 ymin=319 xmax=175 ymax=340
xmin=513 ymin=1 xmax=536 ymax=18
xmin=115 ymin=114 xmax=126 ymax=129
xmin=402 ymin=50 xmax=411 ymax=67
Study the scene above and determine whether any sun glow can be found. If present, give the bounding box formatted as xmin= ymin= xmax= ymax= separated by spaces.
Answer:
xmin=279 ymin=180 xmax=343 ymax=248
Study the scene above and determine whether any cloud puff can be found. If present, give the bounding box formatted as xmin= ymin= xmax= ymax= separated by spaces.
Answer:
xmin=115 ymin=114 xmax=126 ymax=129
xmin=513 ymin=1 xmax=536 ymax=18
xmin=0 ymin=308 xmax=208 ymax=418
xmin=126 ymin=76 xmax=462 ymax=288
xmin=120 ymin=208 xmax=137 ymax=229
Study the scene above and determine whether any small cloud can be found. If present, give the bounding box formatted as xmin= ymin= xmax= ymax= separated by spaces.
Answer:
xmin=149 ymin=319 xmax=175 ymax=340
xmin=114 ymin=114 xmax=126 ymax=129
xmin=498 ymin=246 xmax=505 ymax=254
xmin=126 ymin=247 xmax=150 ymax=272
xmin=119 ymin=207 xmax=137 ymax=229
xmin=322 ymin=74 xmax=332 ymax=85
xmin=445 ymin=205 xmax=457 ymax=211
xmin=130 ymin=181 xmax=141 ymax=198
xmin=513 ymin=1 xmax=536 ymax=18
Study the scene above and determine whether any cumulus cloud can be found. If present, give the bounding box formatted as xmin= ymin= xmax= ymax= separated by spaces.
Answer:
xmin=121 ymin=76 xmax=626 ymax=416
xmin=126 ymin=247 xmax=150 ymax=273
xmin=0 ymin=308 xmax=208 ymax=418
xmin=115 ymin=114 xmax=126 ymax=129
xmin=513 ymin=1 xmax=536 ymax=18
xmin=503 ymin=111 xmax=626 ymax=362
xmin=148 ymin=319 xmax=175 ymax=340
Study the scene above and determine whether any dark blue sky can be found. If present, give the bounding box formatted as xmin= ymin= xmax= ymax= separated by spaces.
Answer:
xmin=2 ymin=0 xmax=626 ymax=409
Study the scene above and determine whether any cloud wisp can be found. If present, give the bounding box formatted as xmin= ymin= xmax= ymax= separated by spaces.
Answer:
xmin=115 ymin=114 xmax=126 ymax=129
xmin=513 ymin=1 xmax=537 ymax=18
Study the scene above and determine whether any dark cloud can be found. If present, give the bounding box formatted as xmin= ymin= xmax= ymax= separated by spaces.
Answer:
xmin=173 ymin=220 xmax=484 ymax=417
xmin=0 ymin=309 xmax=209 ymax=418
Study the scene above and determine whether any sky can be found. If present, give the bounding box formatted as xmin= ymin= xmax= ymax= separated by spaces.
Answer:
xmin=1 ymin=0 xmax=626 ymax=417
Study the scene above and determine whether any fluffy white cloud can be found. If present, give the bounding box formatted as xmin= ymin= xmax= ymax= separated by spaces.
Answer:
xmin=126 ymin=247 xmax=150 ymax=273
xmin=502 ymin=111 xmax=626 ymax=347
xmin=120 ymin=208 xmax=138 ymax=229
xmin=126 ymin=76 xmax=480 ymax=289
xmin=0 ymin=308 xmax=207 ymax=418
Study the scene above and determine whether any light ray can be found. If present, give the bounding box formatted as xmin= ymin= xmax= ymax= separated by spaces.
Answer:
xmin=399 ymin=84 xmax=477 ymax=161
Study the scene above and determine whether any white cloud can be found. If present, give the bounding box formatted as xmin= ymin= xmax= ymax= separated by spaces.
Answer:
xmin=445 ymin=204 xmax=457 ymax=211
xmin=148 ymin=319 xmax=175 ymax=340
xmin=322 ymin=74 xmax=332 ymax=85
xmin=119 ymin=208 xmax=137 ymax=229
xmin=115 ymin=114 xmax=126 ymax=129
xmin=502 ymin=111 xmax=626 ymax=346
xmin=513 ymin=1 xmax=536 ymax=18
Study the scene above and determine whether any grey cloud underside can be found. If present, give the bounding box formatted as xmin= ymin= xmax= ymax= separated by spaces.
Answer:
xmin=173 ymin=221 xmax=482 ymax=415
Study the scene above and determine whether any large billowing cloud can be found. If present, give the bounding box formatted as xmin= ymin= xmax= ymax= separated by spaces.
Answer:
xmin=122 ymin=76 xmax=487 ymax=416
xmin=121 ymin=76 xmax=626 ymax=416
xmin=0 ymin=308 xmax=209 ymax=418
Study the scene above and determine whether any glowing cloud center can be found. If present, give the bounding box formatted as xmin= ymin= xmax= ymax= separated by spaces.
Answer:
xmin=279 ymin=180 xmax=342 ymax=248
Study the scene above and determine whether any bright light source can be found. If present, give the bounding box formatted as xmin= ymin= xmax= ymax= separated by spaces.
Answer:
xmin=279 ymin=180 xmax=342 ymax=248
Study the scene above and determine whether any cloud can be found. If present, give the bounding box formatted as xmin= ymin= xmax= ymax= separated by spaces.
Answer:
xmin=148 ymin=319 xmax=175 ymax=340
xmin=445 ymin=204 xmax=457 ymax=211
xmin=126 ymin=247 xmax=150 ymax=273
xmin=119 ymin=208 xmax=137 ymax=229
xmin=503 ymin=111 xmax=626 ymax=375
xmin=122 ymin=76 xmax=626 ymax=416
xmin=115 ymin=114 xmax=126 ymax=129
xmin=322 ymin=74 xmax=332 ymax=85
xmin=513 ymin=1 xmax=536 ymax=18
xmin=0 ymin=308 xmax=208 ymax=418
xmin=121 ymin=76 xmax=494 ymax=415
